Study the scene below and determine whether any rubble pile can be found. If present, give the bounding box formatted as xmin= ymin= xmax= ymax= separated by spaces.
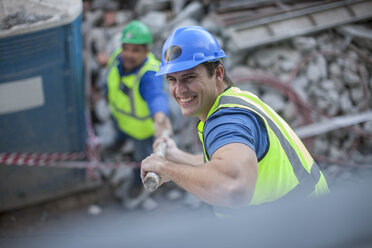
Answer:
xmin=228 ymin=27 xmax=372 ymax=184
xmin=83 ymin=0 xmax=372 ymax=189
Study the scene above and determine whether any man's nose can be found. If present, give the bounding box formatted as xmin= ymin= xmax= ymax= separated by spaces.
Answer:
xmin=175 ymin=81 xmax=187 ymax=94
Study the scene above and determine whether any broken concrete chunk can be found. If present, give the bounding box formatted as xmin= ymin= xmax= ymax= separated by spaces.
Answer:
xmin=261 ymin=91 xmax=286 ymax=113
xmin=201 ymin=13 xmax=221 ymax=35
xmin=141 ymin=197 xmax=158 ymax=211
xmin=135 ymin=0 xmax=171 ymax=16
xmin=364 ymin=121 xmax=372 ymax=133
xmin=230 ymin=65 xmax=255 ymax=77
xmin=115 ymin=10 xmax=134 ymax=25
xmin=292 ymin=36 xmax=317 ymax=53
xmin=253 ymin=48 xmax=280 ymax=68
xmin=140 ymin=11 xmax=168 ymax=37
xmin=336 ymin=24 xmax=372 ymax=50
xmin=312 ymin=137 xmax=329 ymax=156
xmin=350 ymin=86 xmax=364 ymax=104
xmin=306 ymin=61 xmax=322 ymax=84
xmin=280 ymin=60 xmax=296 ymax=72
xmin=171 ymin=0 xmax=187 ymax=15
xmin=339 ymin=92 xmax=354 ymax=113
xmin=169 ymin=1 xmax=204 ymax=27
xmin=183 ymin=192 xmax=202 ymax=209
xmin=110 ymin=166 xmax=133 ymax=187
xmin=343 ymin=70 xmax=360 ymax=87
xmin=167 ymin=188 xmax=183 ymax=200
xmin=172 ymin=18 xmax=199 ymax=30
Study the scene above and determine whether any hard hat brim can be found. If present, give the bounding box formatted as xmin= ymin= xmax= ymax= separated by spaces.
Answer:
xmin=155 ymin=55 xmax=227 ymax=76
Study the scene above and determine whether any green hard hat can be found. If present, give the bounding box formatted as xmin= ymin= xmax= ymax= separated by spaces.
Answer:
xmin=121 ymin=20 xmax=153 ymax=45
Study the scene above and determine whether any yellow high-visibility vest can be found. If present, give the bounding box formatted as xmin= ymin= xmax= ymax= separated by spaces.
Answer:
xmin=197 ymin=87 xmax=329 ymax=206
xmin=107 ymin=51 xmax=160 ymax=140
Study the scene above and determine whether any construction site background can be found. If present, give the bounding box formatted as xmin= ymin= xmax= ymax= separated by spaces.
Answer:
xmin=86 ymin=0 xmax=372 ymax=191
xmin=1 ymin=0 xmax=372 ymax=247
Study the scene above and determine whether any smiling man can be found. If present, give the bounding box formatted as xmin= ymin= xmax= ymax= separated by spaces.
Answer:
xmin=141 ymin=26 xmax=329 ymax=214
xmin=105 ymin=20 xmax=172 ymax=209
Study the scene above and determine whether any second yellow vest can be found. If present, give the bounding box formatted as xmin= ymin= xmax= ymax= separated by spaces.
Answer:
xmin=107 ymin=51 xmax=160 ymax=140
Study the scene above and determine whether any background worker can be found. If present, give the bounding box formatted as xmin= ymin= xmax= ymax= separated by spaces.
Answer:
xmin=106 ymin=20 xmax=172 ymax=208
xmin=141 ymin=26 xmax=329 ymax=213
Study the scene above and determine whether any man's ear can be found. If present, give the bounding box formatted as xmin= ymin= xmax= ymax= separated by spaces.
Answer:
xmin=215 ymin=64 xmax=224 ymax=82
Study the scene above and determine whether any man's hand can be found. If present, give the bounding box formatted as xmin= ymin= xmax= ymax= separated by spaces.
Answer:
xmin=152 ymin=136 xmax=178 ymax=162
xmin=141 ymin=153 xmax=170 ymax=186
xmin=153 ymin=112 xmax=173 ymax=138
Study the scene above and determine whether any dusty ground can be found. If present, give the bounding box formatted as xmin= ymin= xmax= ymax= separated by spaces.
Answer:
xmin=0 ymin=182 xmax=213 ymax=248
xmin=2 ymin=176 xmax=372 ymax=248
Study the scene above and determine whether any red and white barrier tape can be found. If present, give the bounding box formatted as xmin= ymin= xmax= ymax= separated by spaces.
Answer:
xmin=0 ymin=111 xmax=140 ymax=172
xmin=0 ymin=152 xmax=140 ymax=169
xmin=0 ymin=152 xmax=85 ymax=166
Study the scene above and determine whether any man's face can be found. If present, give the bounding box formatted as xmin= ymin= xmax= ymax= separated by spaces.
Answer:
xmin=166 ymin=64 xmax=222 ymax=122
xmin=121 ymin=43 xmax=147 ymax=72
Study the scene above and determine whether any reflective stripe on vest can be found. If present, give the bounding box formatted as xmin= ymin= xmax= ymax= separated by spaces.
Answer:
xmin=218 ymin=95 xmax=321 ymax=198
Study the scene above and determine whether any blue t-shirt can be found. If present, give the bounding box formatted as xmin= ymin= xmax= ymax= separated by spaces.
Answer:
xmin=140 ymin=70 xmax=168 ymax=117
xmin=203 ymin=108 xmax=269 ymax=161
xmin=110 ymin=56 xmax=169 ymax=117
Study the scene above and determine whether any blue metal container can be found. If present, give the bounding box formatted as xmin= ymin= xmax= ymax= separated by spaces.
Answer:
xmin=0 ymin=0 xmax=94 ymax=212
xmin=0 ymin=2 xmax=85 ymax=153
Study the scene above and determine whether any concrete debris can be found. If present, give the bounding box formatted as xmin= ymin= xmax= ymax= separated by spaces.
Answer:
xmin=261 ymin=91 xmax=286 ymax=113
xmin=94 ymin=98 xmax=111 ymax=122
xmin=135 ymin=0 xmax=171 ymax=17
xmin=122 ymin=188 xmax=151 ymax=210
xmin=140 ymin=11 xmax=167 ymax=38
xmin=364 ymin=121 xmax=372 ymax=133
xmin=90 ymin=0 xmax=119 ymax=11
xmin=171 ymin=0 xmax=187 ymax=15
xmin=253 ymin=48 xmax=280 ymax=68
xmin=141 ymin=197 xmax=158 ymax=211
xmin=168 ymin=1 xmax=204 ymax=28
xmin=0 ymin=10 xmax=52 ymax=30
xmin=343 ymin=70 xmax=361 ymax=87
xmin=115 ymin=10 xmax=133 ymax=25
xmin=294 ymin=111 xmax=372 ymax=139
xmin=201 ymin=13 xmax=221 ymax=35
xmin=292 ymin=36 xmax=317 ymax=53
xmin=183 ymin=192 xmax=202 ymax=209
xmin=167 ymin=189 xmax=183 ymax=201
xmin=336 ymin=24 xmax=372 ymax=49
xmin=230 ymin=30 xmax=371 ymax=170
xmin=87 ymin=204 xmax=102 ymax=215
xmin=224 ymin=0 xmax=372 ymax=52
xmin=110 ymin=166 xmax=133 ymax=187
xmin=94 ymin=120 xmax=116 ymax=148
xmin=171 ymin=18 xmax=199 ymax=32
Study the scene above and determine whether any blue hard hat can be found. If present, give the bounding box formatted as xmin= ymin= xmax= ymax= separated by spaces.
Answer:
xmin=156 ymin=26 xmax=227 ymax=76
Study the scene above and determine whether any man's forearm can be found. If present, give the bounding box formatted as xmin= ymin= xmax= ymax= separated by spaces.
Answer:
xmin=160 ymin=159 xmax=244 ymax=207
xmin=168 ymin=150 xmax=204 ymax=166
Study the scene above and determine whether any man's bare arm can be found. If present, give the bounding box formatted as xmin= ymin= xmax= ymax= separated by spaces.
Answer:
xmin=142 ymin=143 xmax=257 ymax=207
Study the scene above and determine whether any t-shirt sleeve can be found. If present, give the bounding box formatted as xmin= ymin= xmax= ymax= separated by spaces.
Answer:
xmin=203 ymin=108 xmax=269 ymax=161
xmin=139 ymin=70 xmax=169 ymax=117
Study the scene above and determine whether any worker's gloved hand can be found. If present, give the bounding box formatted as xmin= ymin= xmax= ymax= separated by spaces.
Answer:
xmin=153 ymin=112 xmax=173 ymax=138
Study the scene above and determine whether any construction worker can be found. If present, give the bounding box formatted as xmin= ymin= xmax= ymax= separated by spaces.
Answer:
xmin=141 ymin=26 xmax=329 ymax=213
xmin=106 ymin=20 xmax=172 ymax=208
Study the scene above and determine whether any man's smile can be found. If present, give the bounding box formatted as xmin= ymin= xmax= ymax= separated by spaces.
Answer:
xmin=178 ymin=96 xmax=196 ymax=103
